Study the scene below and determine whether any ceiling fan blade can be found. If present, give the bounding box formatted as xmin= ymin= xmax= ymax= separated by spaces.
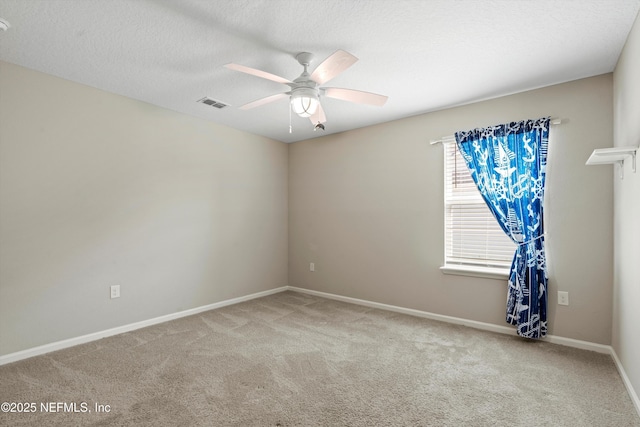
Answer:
xmin=225 ymin=63 xmax=292 ymax=85
xmin=310 ymin=50 xmax=358 ymax=85
xmin=323 ymin=87 xmax=388 ymax=106
xmin=309 ymin=103 xmax=327 ymax=124
xmin=239 ymin=93 xmax=289 ymax=110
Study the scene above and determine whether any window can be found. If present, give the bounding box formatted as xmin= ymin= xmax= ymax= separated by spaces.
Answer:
xmin=442 ymin=139 xmax=515 ymax=278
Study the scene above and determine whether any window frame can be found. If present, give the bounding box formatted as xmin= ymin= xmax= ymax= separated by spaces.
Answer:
xmin=441 ymin=138 xmax=515 ymax=280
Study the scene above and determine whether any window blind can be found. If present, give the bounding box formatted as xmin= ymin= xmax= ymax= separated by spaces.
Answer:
xmin=444 ymin=140 xmax=516 ymax=269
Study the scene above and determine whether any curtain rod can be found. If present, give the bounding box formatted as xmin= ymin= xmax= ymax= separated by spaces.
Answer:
xmin=429 ymin=118 xmax=563 ymax=145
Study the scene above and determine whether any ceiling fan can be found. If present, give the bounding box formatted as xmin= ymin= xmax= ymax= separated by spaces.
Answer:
xmin=224 ymin=50 xmax=388 ymax=130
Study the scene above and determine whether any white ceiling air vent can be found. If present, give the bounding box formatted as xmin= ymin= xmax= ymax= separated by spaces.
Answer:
xmin=197 ymin=97 xmax=228 ymax=109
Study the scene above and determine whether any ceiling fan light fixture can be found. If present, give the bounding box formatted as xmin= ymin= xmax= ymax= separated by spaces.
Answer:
xmin=290 ymin=88 xmax=319 ymax=118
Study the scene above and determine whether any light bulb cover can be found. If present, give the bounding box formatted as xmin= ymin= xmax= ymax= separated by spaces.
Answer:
xmin=290 ymin=88 xmax=319 ymax=117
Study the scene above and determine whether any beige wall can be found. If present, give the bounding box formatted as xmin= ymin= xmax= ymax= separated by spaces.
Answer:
xmin=0 ymin=61 xmax=289 ymax=356
xmin=289 ymin=75 xmax=614 ymax=345
xmin=613 ymin=11 xmax=640 ymax=405
xmin=0 ymin=57 xmax=622 ymax=357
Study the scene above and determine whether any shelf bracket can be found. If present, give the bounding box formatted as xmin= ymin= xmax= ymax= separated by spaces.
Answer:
xmin=586 ymin=146 xmax=638 ymax=180
xmin=617 ymin=160 xmax=625 ymax=180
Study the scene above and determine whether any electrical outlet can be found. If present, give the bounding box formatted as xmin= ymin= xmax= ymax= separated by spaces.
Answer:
xmin=558 ymin=291 xmax=569 ymax=306
xmin=110 ymin=285 xmax=120 ymax=299
xmin=310 ymin=262 xmax=315 ymax=272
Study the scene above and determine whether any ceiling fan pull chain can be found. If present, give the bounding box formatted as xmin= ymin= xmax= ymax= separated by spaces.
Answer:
xmin=289 ymin=103 xmax=292 ymax=134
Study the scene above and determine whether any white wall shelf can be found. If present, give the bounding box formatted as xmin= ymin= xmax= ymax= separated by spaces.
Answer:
xmin=586 ymin=146 xmax=637 ymax=179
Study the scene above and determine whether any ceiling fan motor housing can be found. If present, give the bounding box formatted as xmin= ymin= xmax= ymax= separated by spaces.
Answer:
xmin=291 ymin=52 xmax=319 ymax=117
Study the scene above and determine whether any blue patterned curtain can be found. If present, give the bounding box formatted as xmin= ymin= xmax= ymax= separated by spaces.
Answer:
xmin=455 ymin=117 xmax=550 ymax=339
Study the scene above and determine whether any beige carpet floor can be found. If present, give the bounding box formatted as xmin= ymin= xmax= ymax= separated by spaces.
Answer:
xmin=1 ymin=290 xmax=638 ymax=426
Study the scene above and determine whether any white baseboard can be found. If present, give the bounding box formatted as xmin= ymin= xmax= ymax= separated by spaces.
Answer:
xmin=286 ymin=286 xmax=612 ymax=354
xmin=0 ymin=286 xmax=288 ymax=366
xmin=3 ymin=284 xmax=638 ymax=420
xmin=610 ymin=347 xmax=640 ymax=418
xmin=286 ymin=286 xmax=640 ymax=418
xmin=288 ymin=286 xmax=521 ymax=336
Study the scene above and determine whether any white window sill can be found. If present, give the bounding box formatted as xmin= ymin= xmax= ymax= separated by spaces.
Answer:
xmin=440 ymin=265 xmax=510 ymax=280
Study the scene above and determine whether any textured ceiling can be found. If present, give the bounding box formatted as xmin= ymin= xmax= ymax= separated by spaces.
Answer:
xmin=1 ymin=0 xmax=639 ymax=143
